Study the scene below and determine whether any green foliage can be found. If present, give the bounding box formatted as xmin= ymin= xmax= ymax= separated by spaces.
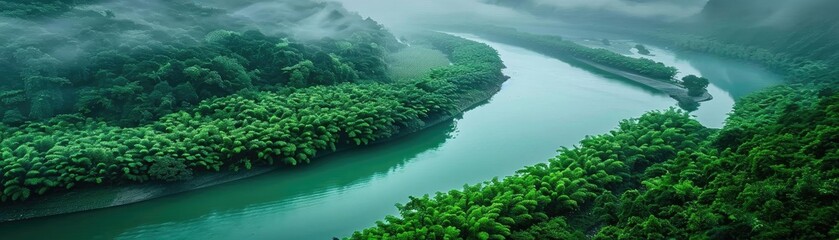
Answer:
xmin=387 ymin=45 xmax=450 ymax=81
xmin=658 ymin=33 xmax=839 ymax=84
xmin=350 ymin=109 xmax=708 ymax=239
xmin=511 ymin=218 xmax=586 ymax=240
xmin=471 ymin=27 xmax=678 ymax=80
xmin=676 ymin=96 xmax=700 ymax=112
xmin=350 ymin=84 xmax=839 ymax=239
xmin=595 ymin=85 xmax=839 ymax=239
xmin=0 ymin=32 xmax=506 ymax=203
xmin=682 ymin=75 xmax=710 ymax=97
xmin=149 ymin=157 xmax=193 ymax=182
xmin=0 ymin=0 xmax=397 ymax=125
xmin=635 ymin=44 xmax=651 ymax=55
xmin=11 ymin=47 xmax=69 ymax=120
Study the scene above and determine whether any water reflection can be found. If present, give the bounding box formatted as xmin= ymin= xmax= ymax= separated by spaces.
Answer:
xmin=621 ymin=43 xmax=782 ymax=128
xmin=1 ymin=121 xmax=458 ymax=240
xmin=2 ymin=36 xmax=734 ymax=240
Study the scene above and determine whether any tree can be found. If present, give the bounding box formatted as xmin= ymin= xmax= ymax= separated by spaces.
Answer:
xmin=636 ymin=44 xmax=651 ymax=55
xmin=13 ymin=47 xmax=71 ymax=120
xmin=682 ymin=75 xmax=710 ymax=96
xmin=149 ymin=157 xmax=193 ymax=182
xmin=0 ymin=31 xmax=509 ymax=203
xmin=677 ymin=97 xmax=700 ymax=112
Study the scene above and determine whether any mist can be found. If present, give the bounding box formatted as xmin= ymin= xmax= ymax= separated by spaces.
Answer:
xmin=0 ymin=0 xmax=384 ymax=46
xmin=329 ymin=0 xmax=540 ymax=32
xmin=0 ymin=0 xmax=394 ymax=68
xmin=325 ymin=0 xmax=712 ymax=34
xmin=223 ymin=0 xmax=379 ymax=40
xmin=1 ymin=0 xmax=838 ymax=239
xmin=700 ymin=0 xmax=839 ymax=28
xmin=531 ymin=0 xmax=708 ymax=19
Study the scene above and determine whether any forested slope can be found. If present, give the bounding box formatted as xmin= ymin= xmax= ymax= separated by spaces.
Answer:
xmin=350 ymin=8 xmax=839 ymax=238
xmin=0 ymin=0 xmax=399 ymax=125
xmin=653 ymin=0 xmax=839 ymax=85
xmin=697 ymin=0 xmax=839 ymax=65
xmin=0 ymin=1 xmax=508 ymax=203
xmin=469 ymin=27 xmax=678 ymax=80
xmin=350 ymin=83 xmax=839 ymax=239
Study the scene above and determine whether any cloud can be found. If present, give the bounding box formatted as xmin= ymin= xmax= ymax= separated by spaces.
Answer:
xmin=531 ymin=0 xmax=708 ymax=19
xmin=328 ymin=0 xmax=539 ymax=30
xmin=231 ymin=1 xmax=373 ymax=40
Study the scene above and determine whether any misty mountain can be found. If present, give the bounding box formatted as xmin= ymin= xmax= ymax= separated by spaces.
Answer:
xmin=700 ymin=0 xmax=839 ymax=27
xmin=0 ymin=0 xmax=399 ymax=124
xmin=484 ymin=0 xmax=707 ymax=21
xmin=0 ymin=0 xmax=385 ymax=40
xmin=328 ymin=0 xmax=534 ymax=30
xmin=696 ymin=0 xmax=839 ymax=64
xmin=483 ymin=0 xmax=839 ymax=64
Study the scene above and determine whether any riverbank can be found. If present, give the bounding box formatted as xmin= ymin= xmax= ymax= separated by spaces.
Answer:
xmin=0 ymin=76 xmax=506 ymax=223
xmin=574 ymin=58 xmax=712 ymax=102
xmin=0 ymin=31 xmax=511 ymax=223
xmin=459 ymin=29 xmax=711 ymax=105
xmin=3 ymin=33 xmax=773 ymax=240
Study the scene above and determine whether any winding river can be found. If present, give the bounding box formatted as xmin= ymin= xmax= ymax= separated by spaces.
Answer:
xmin=0 ymin=35 xmax=781 ymax=240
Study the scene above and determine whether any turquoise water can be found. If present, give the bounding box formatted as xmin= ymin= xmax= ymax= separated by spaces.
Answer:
xmin=623 ymin=43 xmax=783 ymax=128
xmin=0 ymin=35 xmax=780 ymax=240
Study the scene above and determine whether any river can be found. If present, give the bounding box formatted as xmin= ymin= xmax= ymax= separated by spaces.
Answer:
xmin=0 ymin=34 xmax=781 ymax=240
xmin=622 ymin=43 xmax=784 ymax=128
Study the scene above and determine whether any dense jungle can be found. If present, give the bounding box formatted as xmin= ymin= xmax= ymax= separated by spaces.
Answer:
xmin=0 ymin=0 xmax=836 ymax=239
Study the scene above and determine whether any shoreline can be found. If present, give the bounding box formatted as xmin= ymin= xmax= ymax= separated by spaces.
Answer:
xmin=0 ymin=78 xmax=508 ymax=223
xmin=463 ymin=29 xmax=712 ymax=104
xmin=574 ymin=58 xmax=713 ymax=103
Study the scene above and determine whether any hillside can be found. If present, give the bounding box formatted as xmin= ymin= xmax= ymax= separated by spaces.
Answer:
xmin=0 ymin=0 xmax=400 ymax=125
xmin=0 ymin=0 xmax=510 ymax=205
xmin=348 ymin=1 xmax=839 ymax=239
xmin=696 ymin=0 xmax=839 ymax=64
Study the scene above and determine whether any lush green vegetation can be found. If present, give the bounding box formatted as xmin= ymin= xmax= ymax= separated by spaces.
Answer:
xmin=387 ymin=45 xmax=450 ymax=81
xmin=469 ymin=27 xmax=678 ymax=80
xmin=0 ymin=31 xmax=506 ymax=202
xmin=4 ymin=4 xmax=837 ymax=239
xmin=659 ymin=34 xmax=839 ymax=84
xmin=350 ymin=84 xmax=839 ymax=239
xmin=350 ymin=108 xmax=707 ymax=239
xmin=348 ymin=8 xmax=839 ymax=237
xmin=682 ymin=75 xmax=710 ymax=97
xmin=0 ymin=0 xmax=400 ymax=125
xmin=0 ymin=0 xmax=508 ymax=202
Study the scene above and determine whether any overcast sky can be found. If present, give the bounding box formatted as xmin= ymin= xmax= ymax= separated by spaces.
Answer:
xmin=330 ymin=0 xmax=709 ymax=28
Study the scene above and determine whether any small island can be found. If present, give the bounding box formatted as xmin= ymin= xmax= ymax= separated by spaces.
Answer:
xmin=467 ymin=27 xmax=712 ymax=109
xmin=635 ymin=44 xmax=652 ymax=55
